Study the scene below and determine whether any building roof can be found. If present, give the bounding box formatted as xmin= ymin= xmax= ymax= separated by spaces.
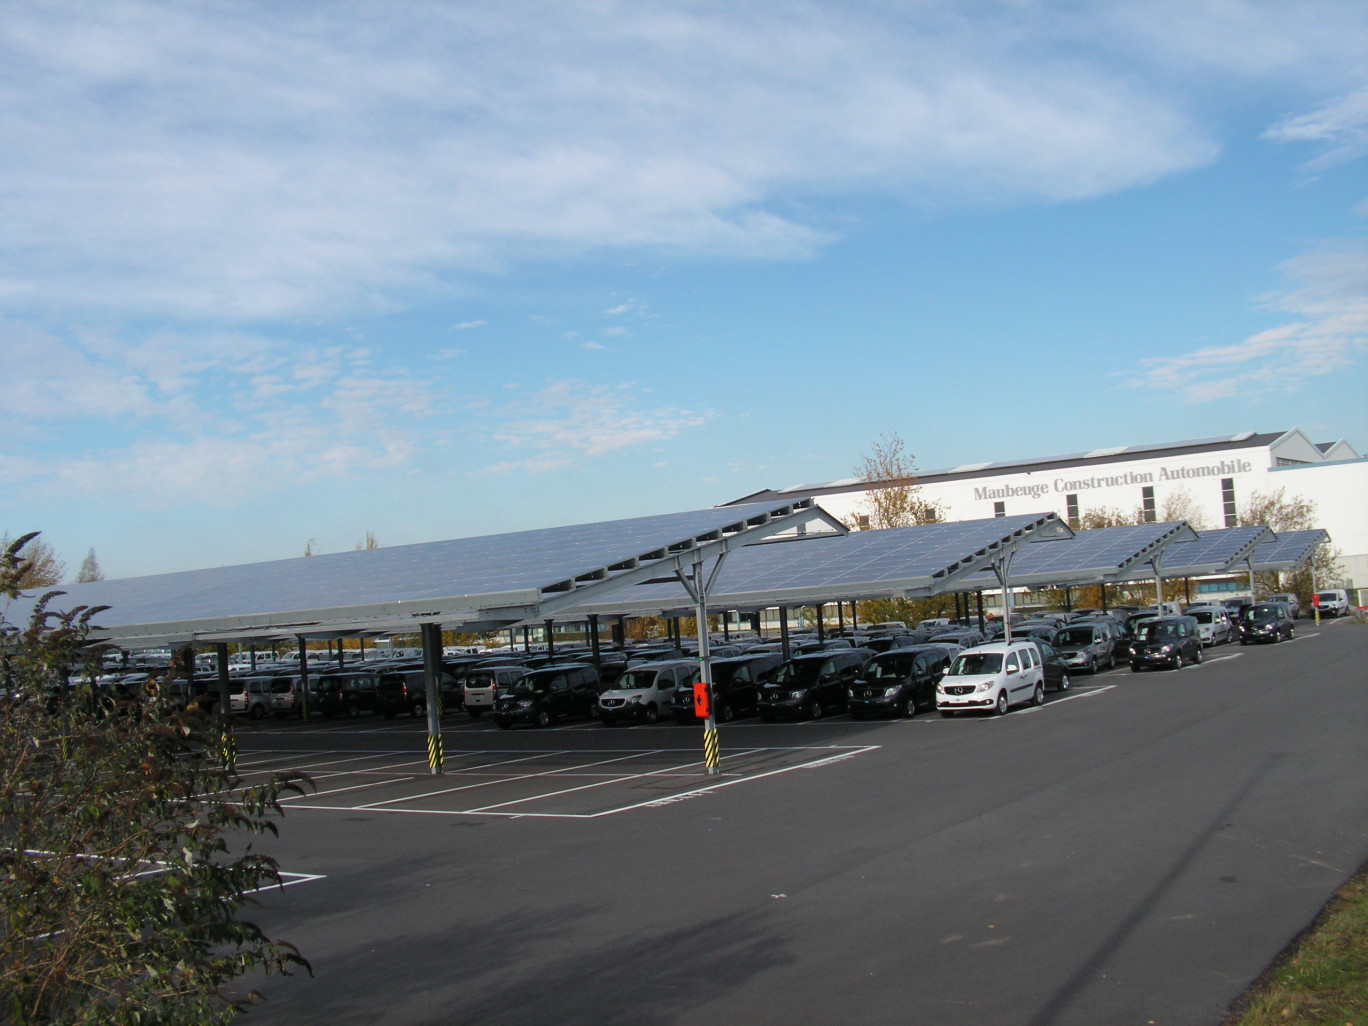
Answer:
xmin=728 ymin=430 xmax=1322 ymax=504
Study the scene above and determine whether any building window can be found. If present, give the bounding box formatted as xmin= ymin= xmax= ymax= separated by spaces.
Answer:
xmin=993 ymin=501 xmax=1006 ymax=518
xmin=1065 ymin=494 xmax=1079 ymax=529
xmin=1222 ymin=478 xmax=1237 ymax=527
xmin=855 ymin=514 xmax=870 ymax=530
xmin=1141 ymin=486 xmax=1156 ymax=523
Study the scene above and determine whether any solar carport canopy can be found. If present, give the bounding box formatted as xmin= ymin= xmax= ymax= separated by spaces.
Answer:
xmin=951 ymin=521 xmax=1198 ymax=592
xmin=7 ymin=500 xmax=835 ymax=647
xmin=1249 ymin=529 xmax=1330 ymax=572
xmin=559 ymin=512 xmax=1070 ymax=618
xmin=1146 ymin=525 xmax=1275 ymax=578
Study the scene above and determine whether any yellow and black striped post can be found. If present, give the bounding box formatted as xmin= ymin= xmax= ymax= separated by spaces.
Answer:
xmin=702 ymin=725 xmax=720 ymax=774
xmin=426 ymin=732 xmax=444 ymax=774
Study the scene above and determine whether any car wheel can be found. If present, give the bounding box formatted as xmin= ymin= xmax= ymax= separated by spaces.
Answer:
xmin=718 ymin=701 xmax=734 ymax=723
xmin=1173 ymin=653 xmax=1183 ymax=670
xmin=1032 ymin=683 xmax=1045 ymax=707
xmin=1108 ymin=652 xmax=1116 ymax=669
xmin=643 ymin=703 xmax=658 ymax=725
xmin=1194 ymin=646 xmax=1203 ymax=664
xmin=346 ymin=702 xmax=360 ymax=718
xmin=808 ymin=699 xmax=823 ymax=720
xmin=249 ymin=704 xmax=265 ymax=720
xmin=898 ymin=695 xmax=913 ymax=718
xmin=995 ymin=691 xmax=1009 ymax=715
xmin=411 ymin=700 xmax=425 ymax=718
xmin=1130 ymin=663 xmax=1141 ymax=673
xmin=535 ymin=707 xmax=551 ymax=728
xmin=1058 ymin=673 xmax=1071 ymax=693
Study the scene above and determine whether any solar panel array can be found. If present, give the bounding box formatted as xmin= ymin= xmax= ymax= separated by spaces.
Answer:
xmin=952 ymin=522 xmax=1196 ymax=590
xmin=563 ymin=513 xmax=1067 ymax=616
xmin=1155 ymin=525 xmax=1274 ymax=577
xmin=6 ymin=500 xmax=823 ymax=640
xmin=1250 ymin=529 xmax=1329 ymax=572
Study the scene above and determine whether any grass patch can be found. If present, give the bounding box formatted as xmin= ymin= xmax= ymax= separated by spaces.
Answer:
xmin=1224 ymin=858 xmax=1368 ymax=1025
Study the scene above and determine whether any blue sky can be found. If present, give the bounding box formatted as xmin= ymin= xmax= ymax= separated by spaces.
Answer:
xmin=2 ymin=1 xmax=1365 ymax=579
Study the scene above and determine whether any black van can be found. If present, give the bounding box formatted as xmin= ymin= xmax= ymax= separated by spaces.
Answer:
xmin=847 ymin=645 xmax=953 ymax=719
xmin=757 ymin=649 xmax=873 ymax=721
xmin=1129 ymin=617 xmax=1202 ymax=671
xmin=491 ymin=663 xmax=601 ymax=729
xmin=671 ymin=652 xmax=784 ymax=724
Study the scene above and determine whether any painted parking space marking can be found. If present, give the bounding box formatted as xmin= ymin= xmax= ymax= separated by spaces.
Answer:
xmin=276 ymin=744 xmax=880 ymax=819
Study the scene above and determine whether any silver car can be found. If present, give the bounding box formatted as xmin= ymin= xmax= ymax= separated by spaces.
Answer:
xmin=1188 ymin=606 xmax=1233 ymax=646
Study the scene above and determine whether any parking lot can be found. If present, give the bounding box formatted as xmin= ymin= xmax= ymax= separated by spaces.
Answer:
xmin=230 ymin=618 xmax=1366 ymax=1026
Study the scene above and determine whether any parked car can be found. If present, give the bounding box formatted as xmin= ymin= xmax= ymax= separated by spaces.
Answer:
xmin=1238 ymin=603 xmax=1296 ymax=645
xmin=757 ymin=649 xmax=873 ymax=720
xmin=1222 ymin=597 xmax=1254 ymax=618
xmin=1314 ymin=589 xmax=1351 ymax=617
xmin=314 ymin=671 xmax=384 ymax=718
xmin=1266 ymin=593 xmax=1302 ymax=619
xmin=1033 ymin=640 xmax=1072 ymax=692
xmin=1051 ymin=623 xmax=1116 ymax=674
xmin=598 ymin=659 xmax=697 ymax=725
xmin=1187 ymin=606 xmax=1234 ymax=646
xmin=229 ymin=676 xmax=277 ymax=719
xmin=376 ymin=667 xmax=465 ymax=719
xmin=929 ymin=628 xmax=985 ymax=649
xmin=1129 ymin=617 xmax=1203 ymax=671
xmin=847 ymin=645 xmax=953 ymax=719
xmin=671 ymin=652 xmax=783 ymax=724
xmin=491 ymin=663 xmax=601 ymax=728
xmin=460 ymin=663 xmax=531 ymax=718
xmin=936 ymin=641 xmax=1045 ymax=716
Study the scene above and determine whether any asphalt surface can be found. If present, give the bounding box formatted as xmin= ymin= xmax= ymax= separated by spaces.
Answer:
xmin=235 ymin=620 xmax=1367 ymax=1025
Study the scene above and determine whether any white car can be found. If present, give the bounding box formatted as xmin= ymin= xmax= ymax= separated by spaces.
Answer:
xmin=1188 ymin=606 xmax=1234 ymax=646
xmin=461 ymin=664 xmax=529 ymax=718
xmin=598 ymin=659 xmax=698 ymax=726
xmin=936 ymin=641 xmax=1045 ymax=717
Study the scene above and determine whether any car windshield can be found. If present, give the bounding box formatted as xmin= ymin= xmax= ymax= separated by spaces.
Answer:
xmin=1242 ymin=607 xmax=1276 ymax=622
xmin=465 ymin=670 xmax=499 ymax=687
xmin=1056 ymin=628 xmax=1095 ymax=646
xmin=867 ymin=654 xmax=915 ymax=680
xmin=609 ymin=670 xmax=658 ymax=691
xmin=1317 ymin=592 xmax=1337 ymax=602
xmin=1136 ymin=622 xmax=1180 ymax=640
xmin=1190 ymin=610 xmax=1214 ymax=623
xmin=770 ymin=661 xmax=825 ymax=686
xmin=948 ymin=652 xmax=1002 ymax=676
xmin=509 ymin=676 xmax=551 ymax=694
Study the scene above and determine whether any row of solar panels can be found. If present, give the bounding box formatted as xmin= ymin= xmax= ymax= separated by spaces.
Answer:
xmin=6 ymin=498 xmax=1326 ymax=648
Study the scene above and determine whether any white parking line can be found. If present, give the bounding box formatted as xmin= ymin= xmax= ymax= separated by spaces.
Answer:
xmin=1015 ymin=685 xmax=1117 ymax=714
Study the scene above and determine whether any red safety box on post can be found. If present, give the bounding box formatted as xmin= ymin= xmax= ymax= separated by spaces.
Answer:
xmin=692 ymin=681 xmax=711 ymax=719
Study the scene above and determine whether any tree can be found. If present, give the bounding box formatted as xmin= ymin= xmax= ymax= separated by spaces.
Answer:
xmin=1239 ymin=488 xmax=1343 ymax=603
xmin=303 ymin=538 xmax=316 ymax=557
xmin=73 ymin=548 xmax=104 ymax=584
xmin=1157 ymin=488 xmax=1209 ymax=531
xmin=1076 ymin=506 xmax=1143 ymax=530
xmin=355 ymin=531 xmax=378 ymax=551
xmin=0 ymin=533 xmax=313 ymax=1024
xmin=850 ymin=433 xmax=943 ymax=530
xmin=0 ymin=532 xmax=66 ymax=588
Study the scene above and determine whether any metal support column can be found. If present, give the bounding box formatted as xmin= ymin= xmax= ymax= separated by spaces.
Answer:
xmin=976 ymin=590 xmax=985 ymax=632
xmin=675 ymin=551 xmax=729 ymax=778
xmin=1248 ymin=557 xmax=1257 ymax=601
xmin=779 ymin=606 xmax=791 ymax=660
xmin=588 ymin=614 xmax=602 ymax=677
xmin=544 ymin=619 xmax=555 ymax=657
xmin=816 ymin=605 xmax=825 ymax=643
xmin=851 ymin=600 xmax=858 ymax=634
xmin=296 ymin=635 xmax=311 ymax=720
xmin=215 ymin=643 xmax=235 ymax=771
xmin=1064 ymin=587 xmax=1072 ymax=613
xmin=837 ymin=601 xmax=845 ymax=637
xmin=421 ymin=623 xmax=444 ymax=775
xmin=992 ymin=552 xmax=1017 ymax=645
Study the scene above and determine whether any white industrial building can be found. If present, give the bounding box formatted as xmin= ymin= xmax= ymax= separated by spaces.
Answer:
xmin=731 ymin=429 xmax=1367 ymax=604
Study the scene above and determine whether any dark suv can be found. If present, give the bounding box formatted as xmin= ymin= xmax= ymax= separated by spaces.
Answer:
xmin=491 ymin=664 xmax=601 ymax=729
xmin=376 ymin=668 xmax=465 ymax=719
xmin=847 ymin=645 xmax=953 ymax=719
xmin=671 ymin=652 xmax=784 ymax=724
xmin=757 ymin=649 xmax=873 ymax=721
xmin=1129 ymin=617 xmax=1202 ymax=671
xmin=1238 ymin=603 xmax=1296 ymax=645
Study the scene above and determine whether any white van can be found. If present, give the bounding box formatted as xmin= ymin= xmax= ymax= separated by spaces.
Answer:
xmin=936 ymin=641 xmax=1045 ymax=717
xmin=598 ymin=659 xmax=699 ymax=726
xmin=1314 ymin=589 xmax=1350 ymax=617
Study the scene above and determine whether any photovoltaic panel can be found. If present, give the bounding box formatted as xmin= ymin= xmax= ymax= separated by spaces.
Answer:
xmin=5 ymin=500 xmax=826 ymax=642
xmin=1157 ymin=526 xmax=1275 ymax=577
xmin=951 ymin=522 xmax=1198 ymax=591
xmin=1249 ymin=530 xmax=1329 ymax=572
xmin=562 ymin=513 xmax=1067 ymax=615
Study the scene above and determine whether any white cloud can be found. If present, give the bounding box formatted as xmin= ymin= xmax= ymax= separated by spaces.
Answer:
xmin=604 ymin=304 xmax=630 ymax=316
xmin=4 ymin=1 xmax=1352 ymax=320
xmin=600 ymin=326 xmax=630 ymax=337
xmin=1263 ymin=88 xmax=1368 ymax=171
xmin=479 ymin=380 xmax=710 ymax=474
xmin=1125 ymin=237 xmax=1368 ymax=402
xmin=451 ymin=320 xmax=486 ymax=330
xmin=583 ymin=341 xmax=607 ymax=351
